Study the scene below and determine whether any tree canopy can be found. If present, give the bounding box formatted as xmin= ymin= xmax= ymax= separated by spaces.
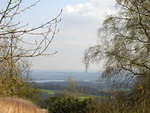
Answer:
xmin=84 ymin=0 xmax=150 ymax=77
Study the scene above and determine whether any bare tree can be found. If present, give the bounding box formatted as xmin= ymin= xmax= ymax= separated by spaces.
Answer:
xmin=0 ymin=0 xmax=61 ymax=97
xmin=0 ymin=0 xmax=62 ymax=76
xmin=67 ymin=77 xmax=78 ymax=94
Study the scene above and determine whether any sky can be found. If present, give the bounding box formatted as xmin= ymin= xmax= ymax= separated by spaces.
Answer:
xmin=21 ymin=0 xmax=116 ymax=71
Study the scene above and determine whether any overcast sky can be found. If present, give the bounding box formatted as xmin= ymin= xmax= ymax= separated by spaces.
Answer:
xmin=23 ymin=0 xmax=116 ymax=71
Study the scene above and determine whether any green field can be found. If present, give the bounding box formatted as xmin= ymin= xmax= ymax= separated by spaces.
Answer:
xmin=40 ymin=89 xmax=55 ymax=95
xmin=39 ymin=89 xmax=110 ymax=100
xmin=78 ymin=95 xmax=109 ymax=100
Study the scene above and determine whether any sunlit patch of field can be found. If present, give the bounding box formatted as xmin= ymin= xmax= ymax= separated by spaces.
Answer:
xmin=40 ymin=89 xmax=55 ymax=95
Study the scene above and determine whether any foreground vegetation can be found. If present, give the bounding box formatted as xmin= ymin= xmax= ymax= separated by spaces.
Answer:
xmin=38 ymin=79 xmax=150 ymax=113
xmin=42 ymin=84 xmax=150 ymax=113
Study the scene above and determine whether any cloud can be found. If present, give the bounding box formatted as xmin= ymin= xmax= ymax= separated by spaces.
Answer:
xmin=32 ymin=0 xmax=116 ymax=71
xmin=64 ymin=0 xmax=116 ymax=19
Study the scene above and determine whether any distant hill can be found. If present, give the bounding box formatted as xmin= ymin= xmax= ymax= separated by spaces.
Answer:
xmin=28 ymin=70 xmax=100 ymax=81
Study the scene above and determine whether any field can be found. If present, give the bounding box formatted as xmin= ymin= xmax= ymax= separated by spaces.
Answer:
xmin=39 ymin=88 xmax=109 ymax=101
xmin=40 ymin=89 xmax=55 ymax=95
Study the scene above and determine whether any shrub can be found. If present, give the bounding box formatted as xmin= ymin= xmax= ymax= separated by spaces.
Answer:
xmin=47 ymin=96 xmax=98 ymax=113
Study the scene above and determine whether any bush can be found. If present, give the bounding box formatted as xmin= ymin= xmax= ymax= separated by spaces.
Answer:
xmin=47 ymin=96 xmax=98 ymax=113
